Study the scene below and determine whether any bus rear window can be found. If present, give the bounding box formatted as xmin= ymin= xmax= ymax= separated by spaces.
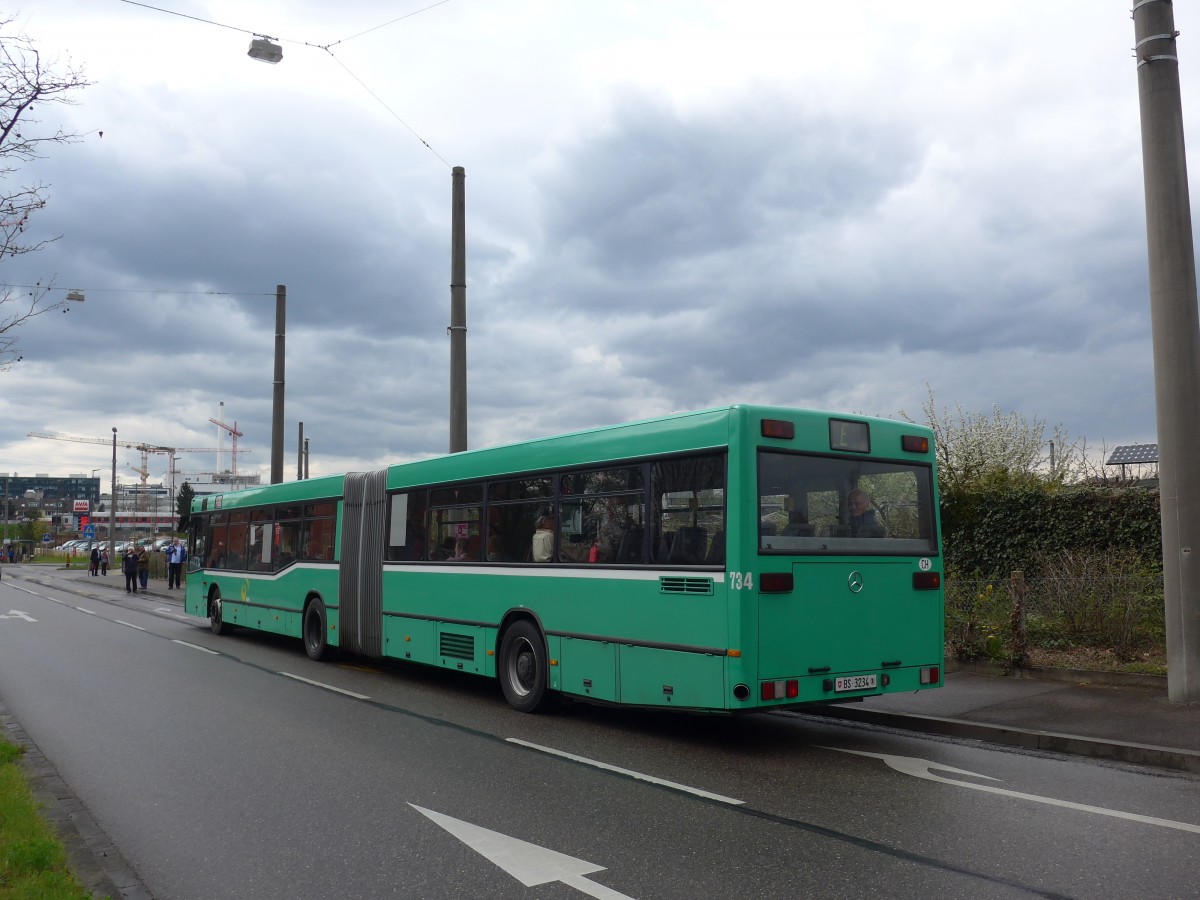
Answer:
xmin=758 ymin=450 xmax=936 ymax=556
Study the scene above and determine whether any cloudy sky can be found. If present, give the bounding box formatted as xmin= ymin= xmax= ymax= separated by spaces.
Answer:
xmin=0 ymin=0 xmax=1189 ymax=486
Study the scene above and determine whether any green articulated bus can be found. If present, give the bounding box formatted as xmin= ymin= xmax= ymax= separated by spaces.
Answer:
xmin=184 ymin=405 xmax=945 ymax=713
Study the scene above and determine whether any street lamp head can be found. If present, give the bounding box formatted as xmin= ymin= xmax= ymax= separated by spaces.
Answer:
xmin=65 ymin=289 xmax=85 ymax=302
xmin=248 ymin=37 xmax=283 ymax=64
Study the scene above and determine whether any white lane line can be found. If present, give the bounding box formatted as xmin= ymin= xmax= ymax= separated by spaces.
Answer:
xmin=116 ymin=620 xmax=146 ymax=631
xmin=279 ymin=672 xmax=371 ymax=700
xmin=154 ymin=607 xmax=193 ymax=621
xmin=75 ymin=607 xmax=97 ymax=615
xmin=6 ymin=585 xmax=49 ymax=599
xmin=173 ymin=639 xmax=219 ymax=655
xmin=506 ymin=738 xmax=744 ymax=805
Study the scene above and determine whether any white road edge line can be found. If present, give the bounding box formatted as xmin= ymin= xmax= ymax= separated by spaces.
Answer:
xmin=279 ymin=672 xmax=370 ymax=700
xmin=173 ymin=639 xmax=220 ymax=655
xmin=506 ymin=738 xmax=744 ymax=805
xmin=116 ymin=620 xmax=146 ymax=631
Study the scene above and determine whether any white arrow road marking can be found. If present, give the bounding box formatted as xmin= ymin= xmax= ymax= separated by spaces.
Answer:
xmin=409 ymin=804 xmax=635 ymax=899
xmin=826 ymin=748 xmax=1200 ymax=834
xmin=0 ymin=610 xmax=36 ymax=621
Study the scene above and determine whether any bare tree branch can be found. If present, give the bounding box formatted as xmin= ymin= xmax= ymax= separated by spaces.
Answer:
xmin=0 ymin=14 xmax=91 ymax=368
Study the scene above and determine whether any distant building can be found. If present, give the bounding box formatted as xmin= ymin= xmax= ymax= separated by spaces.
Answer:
xmin=1 ymin=473 xmax=101 ymax=506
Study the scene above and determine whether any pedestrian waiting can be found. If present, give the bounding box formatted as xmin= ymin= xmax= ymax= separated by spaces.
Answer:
xmin=137 ymin=544 xmax=149 ymax=590
xmin=166 ymin=537 xmax=186 ymax=589
xmin=122 ymin=545 xmax=139 ymax=593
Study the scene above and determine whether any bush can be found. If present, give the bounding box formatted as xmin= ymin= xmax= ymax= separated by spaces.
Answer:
xmin=944 ymin=550 xmax=1165 ymax=663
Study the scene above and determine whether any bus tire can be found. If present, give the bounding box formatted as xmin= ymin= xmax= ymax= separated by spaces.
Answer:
xmin=303 ymin=598 xmax=333 ymax=662
xmin=499 ymin=620 xmax=549 ymax=713
xmin=209 ymin=588 xmax=232 ymax=636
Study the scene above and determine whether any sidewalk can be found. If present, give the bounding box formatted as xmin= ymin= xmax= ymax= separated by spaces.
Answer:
xmin=14 ymin=563 xmax=1200 ymax=774
xmin=814 ymin=664 xmax=1200 ymax=773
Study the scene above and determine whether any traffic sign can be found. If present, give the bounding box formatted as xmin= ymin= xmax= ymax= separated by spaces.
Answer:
xmin=42 ymin=533 xmax=51 ymax=544
xmin=83 ymin=525 xmax=96 ymax=539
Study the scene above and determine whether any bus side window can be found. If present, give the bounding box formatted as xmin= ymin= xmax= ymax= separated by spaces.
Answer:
xmin=651 ymin=453 xmax=726 ymax=566
xmin=387 ymin=491 xmax=427 ymax=561
xmin=274 ymin=520 xmax=300 ymax=570
xmin=304 ymin=518 xmax=336 ymax=561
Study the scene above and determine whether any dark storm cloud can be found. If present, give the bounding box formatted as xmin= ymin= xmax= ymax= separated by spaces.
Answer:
xmin=537 ymin=92 xmax=920 ymax=286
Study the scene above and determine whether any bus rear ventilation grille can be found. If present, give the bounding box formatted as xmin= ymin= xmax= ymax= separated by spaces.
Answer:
xmin=659 ymin=577 xmax=714 ymax=595
xmin=439 ymin=632 xmax=475 ymax=660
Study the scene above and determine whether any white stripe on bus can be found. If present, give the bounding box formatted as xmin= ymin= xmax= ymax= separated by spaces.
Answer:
xmin=206 ymin=564 xmax=724 ymax=584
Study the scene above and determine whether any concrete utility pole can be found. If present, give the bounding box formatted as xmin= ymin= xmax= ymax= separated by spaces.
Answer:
xmin=297 ymin=421 xmax=304 ymax=481
xmin=271 ymin=284 xmax=286 ymax=484
xmin=449 ymin=166 xmax=468 ymax=453
xmin=109 ymin=428 xmax=117 ymax=557
xmin=1133 ymin=0 xmax=1200 ymax=702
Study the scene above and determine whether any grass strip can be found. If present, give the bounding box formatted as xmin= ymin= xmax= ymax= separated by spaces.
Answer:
xmin=0 ymin=736 xmax=93 ymax=899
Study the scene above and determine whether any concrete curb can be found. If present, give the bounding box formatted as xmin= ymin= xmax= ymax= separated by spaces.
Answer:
xmin=810 ymin=705 xmax=1200 ymax=774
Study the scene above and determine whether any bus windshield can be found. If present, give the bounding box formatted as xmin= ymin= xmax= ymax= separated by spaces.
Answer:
xmin=758 ymin=450 xmax=937 ymax=556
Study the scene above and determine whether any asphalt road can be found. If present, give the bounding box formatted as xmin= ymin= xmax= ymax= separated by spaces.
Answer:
xmin=1 ymin=569 xmax=1198 ymax=899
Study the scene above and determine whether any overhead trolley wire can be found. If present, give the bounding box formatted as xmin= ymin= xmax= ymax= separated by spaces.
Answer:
xmin=113 ymin=0 xmax=453 ymax=166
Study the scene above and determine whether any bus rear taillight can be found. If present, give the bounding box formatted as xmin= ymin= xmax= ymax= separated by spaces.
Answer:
xmin=761 ymin=679 xmax=799 ymax=701
xmin=901 ymin=434 xmax=929 ymax=453
xmin=912 ymin=571 xmax=941 ymax=590
xmin=761 ymin=419 xmax=795 ymax=440
xmin=760 ymin=572 xmax=793 ymax=593
xmin=920 ymin=666 xmax=940 ymax=685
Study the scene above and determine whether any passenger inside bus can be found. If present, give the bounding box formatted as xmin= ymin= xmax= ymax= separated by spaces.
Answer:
xmin=848 ymin=489 xmax=884 ymax=537
xmin=532 ymin=513 xmax=554 ymax=562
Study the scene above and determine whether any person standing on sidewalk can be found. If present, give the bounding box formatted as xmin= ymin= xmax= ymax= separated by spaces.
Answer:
xmin=122 ymin=546 xmax=139 ymax=593
xmin=166 ymin=537 xmax=185 ymax=589
xmin=100 ymin=548 xmax=109 ymax=576
xmin=137 ymin=544 xmax=149 ymax=590
xmin=89 ymin=546 xmax=100 ymax=576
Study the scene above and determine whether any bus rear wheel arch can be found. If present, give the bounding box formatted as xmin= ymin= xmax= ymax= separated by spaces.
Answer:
xmin=498 ymin=618 xmax=550 ymax=713
xmin=209 ymin=586 xmax=232 ymax=636
xmin=303 ymin=596 xmax=334 ymax=662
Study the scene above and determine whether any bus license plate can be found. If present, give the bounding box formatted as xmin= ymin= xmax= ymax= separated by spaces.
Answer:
xmin=835 ymin=674 xmax=877 ymax=692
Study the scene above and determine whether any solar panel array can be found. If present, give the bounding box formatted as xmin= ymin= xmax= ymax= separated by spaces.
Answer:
xmin=1105 ymin=444 xmax=1159 ymax=465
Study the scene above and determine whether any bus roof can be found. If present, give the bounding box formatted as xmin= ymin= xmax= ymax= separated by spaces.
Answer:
xmin=191 ymin=405 xmax=932 ymax=512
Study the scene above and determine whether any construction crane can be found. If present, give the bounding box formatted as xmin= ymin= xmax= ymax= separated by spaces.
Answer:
xmin=27 ymin=432 xmax=246 ymax=487
xmin=208 ymin=416 xmax=244 ymax=475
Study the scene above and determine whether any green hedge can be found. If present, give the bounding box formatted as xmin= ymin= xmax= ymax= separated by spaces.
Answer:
xmin=942 ymin=483 xmax=1161 ymax=578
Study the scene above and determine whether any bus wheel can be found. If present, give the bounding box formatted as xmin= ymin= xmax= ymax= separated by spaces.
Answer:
xmin=499 ymin=620 xmax=548 ymax=713
xmin=303 ymin=599 xmax=333 ymax=662
xmin=209 ymin=589 xmax=232 ymax=636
